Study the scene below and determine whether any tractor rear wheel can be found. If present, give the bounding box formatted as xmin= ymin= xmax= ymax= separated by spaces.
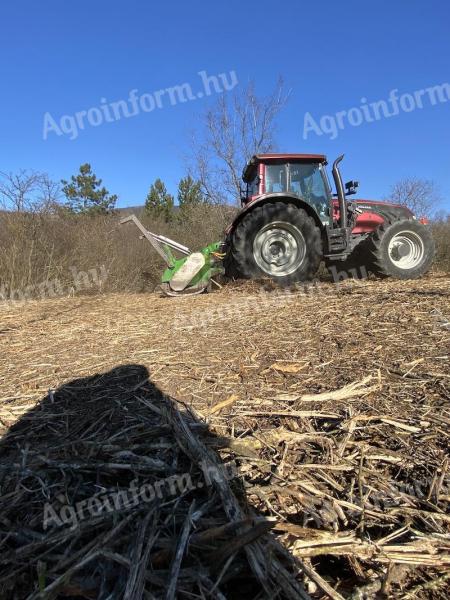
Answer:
xmin=367 ymin=219 xmax=435 ymax=279
xmin=229 ymin=202 xmax=322 ymax=285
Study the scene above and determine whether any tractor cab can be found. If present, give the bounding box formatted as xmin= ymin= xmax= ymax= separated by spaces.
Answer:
xmin=242 ymin=154 xmax=335 ymax=226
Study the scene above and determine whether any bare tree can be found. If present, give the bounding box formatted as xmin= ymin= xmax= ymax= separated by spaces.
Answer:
xmin=388 ymin=178 xmax=441 ymax=217
xmin=36 ymin=173 xmax=62 ymax=212
xmin=0 ymin=170 xmax=61 ymax=212
xmin=189 ymin=79 xmax=289 ymax=204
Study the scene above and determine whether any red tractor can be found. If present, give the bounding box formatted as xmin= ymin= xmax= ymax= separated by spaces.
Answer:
xmin=224 ymin=153 xmax=435 ymax=284
xmin=123 ymin=153 xmax=435 ymax=296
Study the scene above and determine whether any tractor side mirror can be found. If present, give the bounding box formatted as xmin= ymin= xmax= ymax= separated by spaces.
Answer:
xmin=345 ymin=180 xmax=359 ymax=196
xmin=239 ymin=185 xmax=247 ymax=205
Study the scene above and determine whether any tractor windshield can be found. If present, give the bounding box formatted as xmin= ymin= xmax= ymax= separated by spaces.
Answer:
xmin=265 ymin=162 xmax=330 ymax=221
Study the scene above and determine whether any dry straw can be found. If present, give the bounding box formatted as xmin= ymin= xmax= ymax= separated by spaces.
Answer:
xmin=0 ymin=274 xmax=449 ymax=597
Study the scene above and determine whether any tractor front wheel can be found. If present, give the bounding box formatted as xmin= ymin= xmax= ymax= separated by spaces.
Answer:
xmin=367 ymin=219 xmax=435 ymax=279
xmin=228 ymin=202 xmax=322 ymax=285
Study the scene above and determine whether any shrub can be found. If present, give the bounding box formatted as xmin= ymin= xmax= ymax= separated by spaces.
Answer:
xmin=431 ymin=216 xmax=450 ymax=273
xmin=0 ymin=205 xmax=234 ymax=300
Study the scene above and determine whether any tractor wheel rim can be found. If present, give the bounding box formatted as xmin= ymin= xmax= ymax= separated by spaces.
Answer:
xmin=253 ymin=221 xmax=306 ymax=276
xmin=388 ymin=230 xmax=425 ymax=270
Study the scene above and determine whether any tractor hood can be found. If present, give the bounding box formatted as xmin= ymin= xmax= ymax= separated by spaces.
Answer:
xmin=332 ymin=198 xmax=414 ymax=220
xmin=331 ymin=198 xmax=418 ymax=235
xmin=353 ymin=199 xmax=415 ymax=220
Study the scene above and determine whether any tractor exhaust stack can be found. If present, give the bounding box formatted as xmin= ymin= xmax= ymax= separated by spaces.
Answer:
xmin=332 ymin=154 xmax=347 ymax=228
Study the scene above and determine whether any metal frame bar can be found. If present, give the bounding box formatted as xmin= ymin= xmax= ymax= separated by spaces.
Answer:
xmin=120 ymin=214 xmax=190 ymax=266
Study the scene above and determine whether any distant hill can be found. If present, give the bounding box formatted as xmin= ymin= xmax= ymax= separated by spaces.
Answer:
xmin=116 ymin=205 xmax=145 ymax=216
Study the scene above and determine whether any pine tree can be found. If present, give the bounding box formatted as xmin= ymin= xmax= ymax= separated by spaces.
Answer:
xmin=61 ymin=164 xmax=117 ymax=215
xmin=177 ymin=175 xmax=204 ymax=209
xmin=144 ymin=179 xmax=174 ymax=222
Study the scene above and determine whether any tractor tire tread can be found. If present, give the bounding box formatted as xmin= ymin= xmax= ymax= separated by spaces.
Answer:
xmin=365 ymin=220 xmax=434 ymax=279
xmin=228 ymin=201 xmax=322 ymax=285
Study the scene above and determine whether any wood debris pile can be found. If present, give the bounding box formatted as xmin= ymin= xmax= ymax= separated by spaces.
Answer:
xmin=0 ymin=274 xmax=449 ymax=598
xmin=212 ymin=372 xmax=449 ymax=599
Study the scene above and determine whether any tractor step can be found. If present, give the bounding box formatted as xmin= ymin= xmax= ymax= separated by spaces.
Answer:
xmin=326 ymin=227 xmax=349 ymax=253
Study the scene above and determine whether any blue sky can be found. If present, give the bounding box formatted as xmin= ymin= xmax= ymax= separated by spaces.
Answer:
xmin=1 ymin=0 xmax=449 ymax=210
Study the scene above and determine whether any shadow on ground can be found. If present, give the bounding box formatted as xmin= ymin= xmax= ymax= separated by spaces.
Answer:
xmin=0 ymin=364 xmax=308 ymax=599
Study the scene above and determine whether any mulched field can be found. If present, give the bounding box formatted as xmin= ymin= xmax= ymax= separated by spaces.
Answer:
xmin=0 ymin=274 xmax=449 ymax=598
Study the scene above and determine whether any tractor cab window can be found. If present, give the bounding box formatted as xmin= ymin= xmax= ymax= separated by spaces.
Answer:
xmin=265 ymin=164 xmax=287 ymax=193
xmin=289 ymin=163 xmax=329 ymax=220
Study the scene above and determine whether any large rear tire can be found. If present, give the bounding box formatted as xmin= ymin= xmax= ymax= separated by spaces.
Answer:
xmin=228 ymin=202 xmax=322 ymax=286
xmin=366 ymin=219 xmax=435 ymax=279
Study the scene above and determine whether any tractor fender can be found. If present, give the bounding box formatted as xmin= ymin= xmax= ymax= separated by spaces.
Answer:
xmin=225 ymin=193 xmax=325 ymax=238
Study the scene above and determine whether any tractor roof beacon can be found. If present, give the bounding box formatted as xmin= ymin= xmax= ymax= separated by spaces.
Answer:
xmin=225 ymin=153 xmax=435 ymax=285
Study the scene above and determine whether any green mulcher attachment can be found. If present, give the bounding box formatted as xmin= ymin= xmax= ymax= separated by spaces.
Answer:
xmin=120 ymin=215 xmax=224 ymax=297
xmin=160 ymin=241 xmax=224 ymax=296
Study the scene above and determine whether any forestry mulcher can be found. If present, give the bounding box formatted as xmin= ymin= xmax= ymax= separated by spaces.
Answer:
xmin=122 ymin=153 xmax=435 ymax=296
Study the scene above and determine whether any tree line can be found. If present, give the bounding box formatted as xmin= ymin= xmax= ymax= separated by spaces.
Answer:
xmin=0 ymin=159 xmax=444 ymax=224
xmin=0 ymin=163 xmax=208 ymax=222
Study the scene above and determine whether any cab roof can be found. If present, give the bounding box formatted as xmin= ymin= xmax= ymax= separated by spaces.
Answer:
xmin=243 ymin=153 xmax=327 ymax=181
